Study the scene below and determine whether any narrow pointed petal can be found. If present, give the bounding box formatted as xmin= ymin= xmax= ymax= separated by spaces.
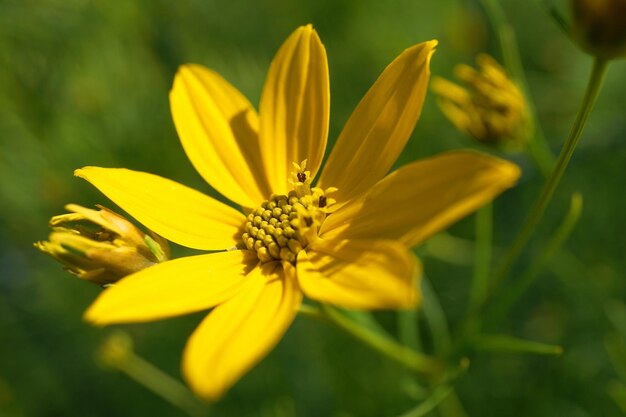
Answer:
xmin=170 ymin=65 xmax=271 ymax=208
xmin=318 ymin=41 xmax=437 ymax=207
xmin=183 ymin=262 xmax=301 ymax=401
xmin=297 ymin=238 xmax=419 ymax=310
xmin=320 ymin=151 xmax=521 ymax=246
xmin=75 ymin=167 xmax=244 ymax=250
xmin=259 ymin=24 xmax=330 ymax=194
xmin=84 ymin=251 xmax=258 ymax=325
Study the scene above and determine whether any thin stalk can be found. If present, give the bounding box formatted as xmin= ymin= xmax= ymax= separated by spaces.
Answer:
xmin=421 ymin=276 xmax=452 ymax=355
xmin=490 ymin=57 xmax=609 ymax=293
xmin=487 ymin=192 xmax=583 ymax=324
xmin=397 ymin=362 xmax=470 ymax=417
xmin=474 ymin=334 xmax=563 ymax=356
xmin=479 ymin=0 xmax=555 ymax=177
xmin=120 ymin=352 xmax=207 ymax=417
xmin=438 ymin=390 xmax=470 ymax=417
xmin=397 ymin=385 xmax=454 ymax=417
xmin=318 ymin=305 xmax=443 ymax=376
xmin=468 ymin=204 xmax=492 ymax=315
xmin=398 ymin=309 xmax=421 ymax=351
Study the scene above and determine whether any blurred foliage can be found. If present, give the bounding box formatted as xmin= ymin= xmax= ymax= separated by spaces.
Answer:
xmin=1 ymin=0 xmax=626 ymax=416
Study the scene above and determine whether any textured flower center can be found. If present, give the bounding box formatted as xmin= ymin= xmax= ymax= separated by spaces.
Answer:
xmin=241 ymin=161 xmax=335 ymax=264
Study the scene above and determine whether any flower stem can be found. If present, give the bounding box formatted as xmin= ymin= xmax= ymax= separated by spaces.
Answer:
xmin=421 ymin=276 xmax=452 ymax=354
xmin=479 ymin=0 xmax=555 ymax=177
xmin=97 ymin=331 xmax=207 ymax=417
xmin=120 ymin=352 xmax=208 ymax=417
xmin=397 ymin=385 xmax=454 ymax=417
xmin=490 ymin=57 xmax=609 ymax=295
xmin=473 ymin=334 xmax=563 ymax=356
xmin=398 ymin=309 xmax=421 ymax=351
xmin=486 ymin=192 xmax=583 ymax=325
xmin=306 ymin=304 xmax=443 ymax=376
xmin=467 ymin=204 xmax=492 ymax=316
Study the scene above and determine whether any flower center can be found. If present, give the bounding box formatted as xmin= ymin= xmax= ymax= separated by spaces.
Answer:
xmin=241 ymin=161 xmax=335 ymax=264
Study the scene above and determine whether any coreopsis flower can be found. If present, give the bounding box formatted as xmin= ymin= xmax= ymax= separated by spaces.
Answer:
xmin=431 ymin=54 xmax=529 ymax=148
xmin=35 ymin=204 xmax=169 ymax=286
xmin=76 ymin=25 xmax=520 ymax=400
xmin=570 ymin=0 xmax=626 ymax=59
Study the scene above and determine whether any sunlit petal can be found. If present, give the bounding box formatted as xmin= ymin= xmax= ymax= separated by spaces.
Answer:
xmin=259 ymin=24 xmax=329 ymax=194
xmin=75 ymin=167 xmax=244 ymax=250
xmin=320 ymin=151 xmax=521 ymax=246
xmin=183 ymin=262 xmax=301 ymax=401
xmin=317 ymin=40 xmax=437 ymax=207
xmin=170 ymin=65 xmax=271 ymax=208
xmin=297 ymin=238 xmax=419 ymax=309
xmin=84 ymin=251 xmax=258 ymax=325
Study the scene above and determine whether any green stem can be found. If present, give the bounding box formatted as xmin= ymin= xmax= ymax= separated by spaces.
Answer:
xmin=421 ymin=276 xmax=452 ymax=355
xmin=608 ymin=381 xmax=626 ymax=414
xmin=474 ymin=334 xmax=563 ymax=356
xmin=479 ymin=0 xmax=555 ymax=177
xmin=315 ymin=305 xmax=443 ymax=376
xmin=120 ymin=352 xmax=207 ymax=417
xmin=490 ymin=57 xmax=609 ymax=294
xmin=398 ymin=309 xmax=421 ymax=351
xmin=438 ymin=390 xmax=470 ymax=417
xmin=487 ymin=193 xmax=583 ymax=324
xmin=468 ymin=204 xmax=492 ymax=315
xmin=397 ymin=385 xmax=454 ymax=417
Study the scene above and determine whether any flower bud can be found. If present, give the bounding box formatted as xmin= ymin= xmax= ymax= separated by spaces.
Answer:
xmin=571 ymin=0 xmax=626 ymax=59
xmin=35 ymin=204 xmax=169 ymax=286
xmin=431 ymin=54 xmax=530 ymax=149
xmin=97 ymin=331 xmax=134 ymax=368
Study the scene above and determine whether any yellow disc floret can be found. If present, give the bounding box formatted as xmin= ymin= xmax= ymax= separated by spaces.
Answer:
xmin=242 ymin=160 xmax=335 ymax=264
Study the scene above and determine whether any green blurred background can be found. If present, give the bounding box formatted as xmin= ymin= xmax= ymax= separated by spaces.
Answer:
xmin=1 ymin=0 xmax=625 ymax=416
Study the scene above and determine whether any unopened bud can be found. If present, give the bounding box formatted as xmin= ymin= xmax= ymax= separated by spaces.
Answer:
xmin=431 ymin=54 xmax=530 ymax=149
xmin=571 ymin=0 xmax=626 ymax=59
xmin=35 ymin=204 xmax=169 ymax=286
xmin=97 ymin=331 xmax=134 ymax=368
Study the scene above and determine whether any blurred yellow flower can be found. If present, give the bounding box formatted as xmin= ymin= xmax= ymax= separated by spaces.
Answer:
xmin=76 ymin=25 xmax=520 ymax=400
xmin=431 ymin=54 xmax=529 ymax=147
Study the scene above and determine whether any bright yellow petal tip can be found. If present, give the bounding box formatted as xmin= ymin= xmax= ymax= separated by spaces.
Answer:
xmin=74 ymin=166 xmax=244 ymax=251
xmin=259 ymin=24 xmax=330 ymax=195
xmin=83 ymin=251 xmax=257 ymax=326
xmin=182 ymin=262 xmax=301 ymax=401
xmin=318 ymin=39 xmax=437 ymax=206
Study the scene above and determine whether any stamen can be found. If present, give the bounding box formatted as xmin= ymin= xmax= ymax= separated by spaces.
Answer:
xmin=242 ymin=161 xmax=336 ymax=264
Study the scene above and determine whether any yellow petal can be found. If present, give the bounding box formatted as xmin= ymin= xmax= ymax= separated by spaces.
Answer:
xmin=84 ymin=251 xmax=258 ymax=325
xmin=75 ymin=167 xmax=244 ymax=250
xmin=297 ymin=238 xmax=419 ymax=310
xmin=183 ymin=262 xmax=301 ymax=401
xmin=170 ymin=65 xmax=271 ymax=208
xmin=259 ymin=24 xmax=329 ymax=194
xmin=317 ymin=40 xmax=437 ymax=207
xmin=320 ymin=151 xmax=521 ymax=246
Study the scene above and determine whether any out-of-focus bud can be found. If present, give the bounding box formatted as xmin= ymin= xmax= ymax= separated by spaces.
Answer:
xmin=35 ymin=204 xmax=169 ymax=286
xmin=97 ymin=331 xmax=134 ymax=368
xmin=571 ymin=0 xmax=626 ymax=59
xmin=431 ymin=54 xmax=530 ymax=149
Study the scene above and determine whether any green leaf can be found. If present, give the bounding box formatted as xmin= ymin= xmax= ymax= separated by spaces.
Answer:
xmin=474 ymin=334 xmax=563 ymax=356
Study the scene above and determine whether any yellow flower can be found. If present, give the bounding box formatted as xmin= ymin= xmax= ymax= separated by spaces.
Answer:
xmin=431 ymin=54 xmax=529 ymax=147
xmin=76 ymin=25 xmax=520 ymax=400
